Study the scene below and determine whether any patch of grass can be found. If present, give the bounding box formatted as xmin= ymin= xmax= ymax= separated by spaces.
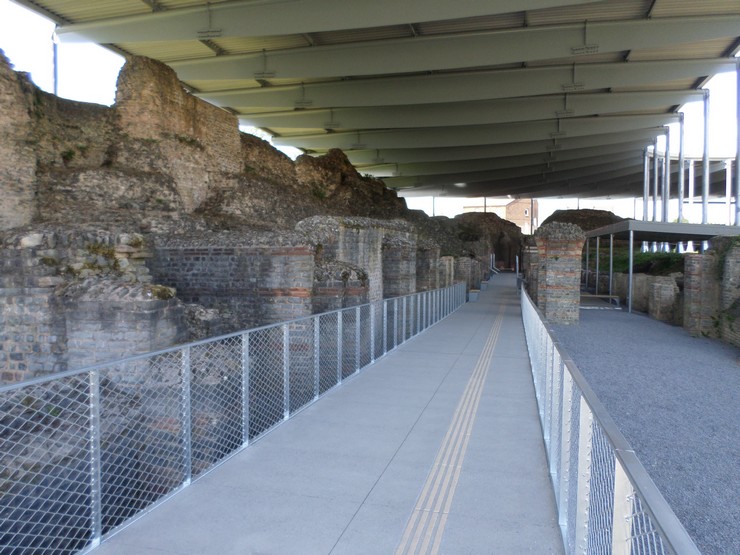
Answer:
xmin=608 ymin=252 xmax=685 ymax=275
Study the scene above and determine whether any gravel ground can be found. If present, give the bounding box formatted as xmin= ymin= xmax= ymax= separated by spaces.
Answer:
xmin=551 ymin=309 xmax=740 ymax=555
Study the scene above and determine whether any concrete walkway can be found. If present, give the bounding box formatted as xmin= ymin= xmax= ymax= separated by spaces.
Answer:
xmin=93 ymin=274 xmax=562 ymax=555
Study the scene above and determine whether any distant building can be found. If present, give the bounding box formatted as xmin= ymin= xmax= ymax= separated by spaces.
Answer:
xmin=463 ymin=198 xmax=538 ymax=234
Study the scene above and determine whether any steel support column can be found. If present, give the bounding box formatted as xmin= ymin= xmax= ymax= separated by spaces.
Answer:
xmin=663 ymin=127 xmax=671 ymax=223
xmin=652 ymin=139 xmax=659 ymax=222
xmin=643 ymin=148 xmax=649 ymax=221
xmin=678 ymin=113 xmax=685 ymax=223
xmin=702 ymin=90 xmax=710 ymax=224
xmin=736 ymin=59 xmax=740 ymax=226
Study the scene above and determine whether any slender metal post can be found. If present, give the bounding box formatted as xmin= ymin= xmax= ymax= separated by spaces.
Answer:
xmin=736 ymin=59 xmax=740 ymax=225
xmin=609 ymin=234 xmax=614 ymax=297
xmin=663 ymin=127 xmax=671 ymax=223
xmin=575 ymin=396 xmax=594 ymax=554
xmin=283 ymin=324 xmax=290 ymax=419
xmin=652 ymin=140 xmax=659 ymax=221
xmin=402 ymin=296 xmax=407 ymax=342
xmin=313 ymin=317 xmax=320 ymax=399
xmin=678 ymin=113 xmax=685 ymax=223
xmin=382 ymin=301 xmax=388 ymax=354
xmin=702 ymin=90 xmax=710 ymax=224
xmin=688 ymin=159 xmax=695 ymax=224
xmin=52 ymin=39 xmax=58 ymax=96
xmin=393 ymin=298 xmax=399 ymax=348
xmin=181 ymin=347 xmax=192 ymax=485
xmin=88 ymin=370 xmax=102 ymax=548
xmin=355 ymin=306 xmax=361 ymax=372
xmin=628 ymin=230 xmax=634 ymax=313
xmin=369 ymin=304 xmax=376 ymax=363
xmin=643 ymin=148 xmax=649 ymax=221
xmin=242 ymin=333 xmax=250 ymax=445
xmin=337 ymin=311 xmax=343 ymax=383
xmin=584 ymin=238 xmax=590 ymax=288
xmin=726 ymin=161 xmax=733 ymax=225
xmin=595 ymin=236 xmax=600 ymax=295
xmin=558 ymin=371 xmax=574 ymax=533
xmin=612 ymin=458 xmax=636 ymax=555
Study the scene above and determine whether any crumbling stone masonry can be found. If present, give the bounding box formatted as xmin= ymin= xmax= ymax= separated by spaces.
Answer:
xmin=683 ymin=240 xmax=740 ymax=346
xmin=533 ymin=223 xmax=586 ymax=324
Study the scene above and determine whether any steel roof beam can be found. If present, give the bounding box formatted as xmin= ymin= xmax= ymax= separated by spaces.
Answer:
xmin=202 ymin=59 xmax=737 ymax=109
xmin=56 ymin=0 xmax=597 ymax=43
xmin=361 ymin=141 xmax=649 ymax=177
xmin=275 ymin=114 xmax=679 ymax=150
xmin=166 ymin=17 xmax=740 ymax=80
xmin=382 ymin=152 xmax=644 ymax=188
xmin=239 ymin=90 xmax=702 ymax=129
xmin=343 ymin=129 xmax=663 ymax=165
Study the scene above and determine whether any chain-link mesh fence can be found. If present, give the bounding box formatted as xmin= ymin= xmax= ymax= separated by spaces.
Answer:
xmin=0 ymin=282 xmax=466 ymax=554
xmin=520 ymin=289 xmax=699 ymax=555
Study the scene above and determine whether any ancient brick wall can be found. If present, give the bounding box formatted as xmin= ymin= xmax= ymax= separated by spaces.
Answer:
xmin=0 ymin=52 xmax=38 ymax=230
xmin=454 ymin=257 xmax=473 ymax=291
xmin=648 ymin=277 xmax=681 ymax=324
xmin=416 ymin=246 xmax=441 ymax=291
xmin=64 ymin=290 xmax=186 ymax=370
xmin=312 ymin=260 xmax=369 ymax=313
xmin=149 ymin=235 xmax=315 ymax=329
xmin=534 ymin=223 xmax=585 ymax=324
xmin=382 ymin=235 xmax=417 ymax=298
xmin=438 ymin=256 xmax=455 ymax=288
xmin=683 ymin=254 xmax=720 ymax=337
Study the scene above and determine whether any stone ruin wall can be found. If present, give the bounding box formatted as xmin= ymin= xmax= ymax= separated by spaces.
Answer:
xmin=0 ymin=51 xmax=525 ymax=385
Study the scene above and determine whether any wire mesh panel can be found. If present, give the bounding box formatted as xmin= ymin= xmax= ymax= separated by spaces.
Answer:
xmin=372 ymin=301 xmax=385 ymax=361
xmin=0 ymin=374 xmax=93 ymax=555
xmin=317 ymin=312 xmax=340 ymax=394
xmin=564 ymin=386 xmax=582 ymax=554
xmin=395 ymin=298 xmax=404 ymax=347
xmin=247 ymin=326 xmax=285 ymax=439
xmin=98 ymin=352 xmax=186 ymax=533
xmin=287 ymin=319 xmax=317 ymax=414
xmin=340 ymin=307 xmax=358 ymax=379
xmin=385 ymin=299 xmax=396 ymax=352
xmin=587 ymin=420 xmax=616 ymax=554
xmin=359 ymin=304 xmax=373 ymax=368
xmin=629 ymin=491 xmax=668 ymax=554
xmin=189 ymin=337 xmax=243 ymax=477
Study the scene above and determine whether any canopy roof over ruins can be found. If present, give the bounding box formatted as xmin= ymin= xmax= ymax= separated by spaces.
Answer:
xmin=16 ymin=0 xmax=740 ymax=199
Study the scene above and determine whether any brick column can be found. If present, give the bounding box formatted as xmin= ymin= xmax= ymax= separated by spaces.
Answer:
xmin=683 ymin=253 xmax=720 ymax=337
xmin=534 ymin=223 xmax=585 ymax=324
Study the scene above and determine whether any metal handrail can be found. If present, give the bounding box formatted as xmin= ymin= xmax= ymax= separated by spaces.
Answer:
xmin=0 ymin=282 xmax=467 ymax=554
xmin=520 ymin=288 xmax=700 ymax=555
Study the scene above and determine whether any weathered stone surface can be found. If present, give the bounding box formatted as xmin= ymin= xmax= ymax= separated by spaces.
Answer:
xmin=540 ymin=208 xmax=624 ymax=231
xmin=534 ymin=222 xmax=586 ymax=324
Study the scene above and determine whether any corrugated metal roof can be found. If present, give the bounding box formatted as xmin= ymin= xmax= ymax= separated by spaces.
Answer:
xmin=417 ymin=12 xmax=526 ymax=35
xmin=34 ymin=0 xmax=150 ymax=22
xmin=117 ymin=40 xmax=214 ymax=62
xmin=527 ymin=0 xmax=652 ymax=26
xmin=209 ymin=35 xmax=310 ymax=56
xmin=629 ymin=38 xmax=734 ymax=61
xmin=651 ymin=0 xmax=740 ymax=18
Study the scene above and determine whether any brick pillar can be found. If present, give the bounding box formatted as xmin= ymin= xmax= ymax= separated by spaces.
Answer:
xmin=534 ymin=223 xmax=585 ymax=324
xmin=684 ymin=253 xmax=721 ymax=337
xmin=523 ymin=245 xmax=539 ymax=305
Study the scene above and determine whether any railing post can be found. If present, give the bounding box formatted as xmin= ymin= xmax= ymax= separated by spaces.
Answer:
xmin=402 ymin=296 xmax=407 ymax=342
xmin=559 ymin=370 xmax=574 ymax=534
xmin=575 ymin=395 xmax=594 ymax=554
xmin=612 ymin=457 xmax=635 ymax=555
xmin=283 ymin=324 xmax=290 ymax=420
xmin=382 ymin=301 xmax=388 ymax=355
xmin=182 ymin=346 xmax=192 ymax=485
xmin=313 ymin=316 xmax=320 ymax=400
xmin=242 ymin=332 xmax=250 ymax=446
xmin=355 ymin=306 xmax=361 ymax=372
xmin=88 ymin=370 xmax=102 ymax=549
xmin=393 ymin=298 xmax=399 ymax=348
xmin=337 ymin=310 xmax=344 ymax=383
xmin=370 ymin=304 xmax=376 ymax=363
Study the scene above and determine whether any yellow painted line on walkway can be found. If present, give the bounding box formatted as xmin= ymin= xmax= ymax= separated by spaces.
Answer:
xmin=395 ymin=304 xmax=505 ymax=555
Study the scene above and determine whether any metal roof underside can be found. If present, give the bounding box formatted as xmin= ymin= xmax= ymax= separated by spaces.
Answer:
xmin=17 ymin=0 xmax=740 ymax=200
